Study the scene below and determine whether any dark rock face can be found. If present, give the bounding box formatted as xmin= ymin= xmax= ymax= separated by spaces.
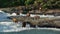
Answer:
xmin=16 ymin=13 xmax=20 ymax=15
xmin=22 ymin=22 xmax=26 ymax=27
xmin=38 ymin=25 xmax=55 ymax=28
xmin=30 ymin=24 xmax=36 ymax=28
xmin=26 ymin=21 xmax=31 ymax=24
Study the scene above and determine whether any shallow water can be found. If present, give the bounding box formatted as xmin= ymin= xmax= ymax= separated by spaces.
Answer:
xmin=19 ymin=29 xmax=60 ymax=34
xmin=0 ymin=29 xmax=60 ymax=34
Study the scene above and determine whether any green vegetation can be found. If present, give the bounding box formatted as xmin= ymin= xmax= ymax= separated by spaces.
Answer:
xmin=0 ymin=0 xmax=60 ymax=9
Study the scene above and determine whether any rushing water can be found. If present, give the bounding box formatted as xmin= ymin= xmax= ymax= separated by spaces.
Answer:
xmin=0 ymin=10 xmax=60 ymax=34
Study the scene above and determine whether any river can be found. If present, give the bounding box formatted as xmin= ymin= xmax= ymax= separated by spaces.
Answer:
xmin=0 ymin=10 xmax=60 ymax=34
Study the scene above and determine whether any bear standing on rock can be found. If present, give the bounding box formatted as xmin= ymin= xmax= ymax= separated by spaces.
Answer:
xmin=12 ymin=18 xmax=18 ymax=23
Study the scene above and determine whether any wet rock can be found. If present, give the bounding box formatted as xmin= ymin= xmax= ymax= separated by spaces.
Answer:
xmin=30 ymin=24 xmax=36 ymax=28
xmin=22 ymin=22 xmax=26 ymax=27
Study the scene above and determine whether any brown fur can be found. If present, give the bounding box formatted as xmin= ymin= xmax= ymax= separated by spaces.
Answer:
xmin=12 ymin=18 xmax=18 ymax=23
xmin=26 ymin=13 xmax=30 ymax=17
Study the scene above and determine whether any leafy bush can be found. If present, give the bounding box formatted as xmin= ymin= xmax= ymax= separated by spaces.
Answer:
xmin=0 ymin=0 xmax=60 ymax=9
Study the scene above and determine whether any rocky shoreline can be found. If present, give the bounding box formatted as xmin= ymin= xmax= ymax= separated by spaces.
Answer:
xmin=8 ymin=16 xmax=60 ymax=28
xmin=0 ymin=7 xmax=60 ymax=28
xmin=0 ymin=7 xmax=60 ymax=15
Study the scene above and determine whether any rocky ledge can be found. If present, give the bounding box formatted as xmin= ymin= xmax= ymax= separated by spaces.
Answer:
xmin=8 ymin=16 xmax=60 ymax=28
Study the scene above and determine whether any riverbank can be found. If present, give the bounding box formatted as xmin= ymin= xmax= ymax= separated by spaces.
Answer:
xmin=0 ymin=7 xmax=60 ymax=15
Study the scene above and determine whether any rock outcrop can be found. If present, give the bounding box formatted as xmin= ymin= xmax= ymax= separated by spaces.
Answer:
xmin=9 ymin=16 xmax=60 ymax=28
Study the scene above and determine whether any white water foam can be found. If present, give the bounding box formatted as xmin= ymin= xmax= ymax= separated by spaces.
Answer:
xmin=2 ymin=27 xmax=60 ymax=32
xmin=0 ymin=22 xmax=60 ymax=32
xmin=0 ymin=10 xmax=60 ymax=32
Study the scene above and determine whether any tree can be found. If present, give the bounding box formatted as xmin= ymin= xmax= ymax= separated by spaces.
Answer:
xmin=25 ymin=0 xmax=35 ymax=5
